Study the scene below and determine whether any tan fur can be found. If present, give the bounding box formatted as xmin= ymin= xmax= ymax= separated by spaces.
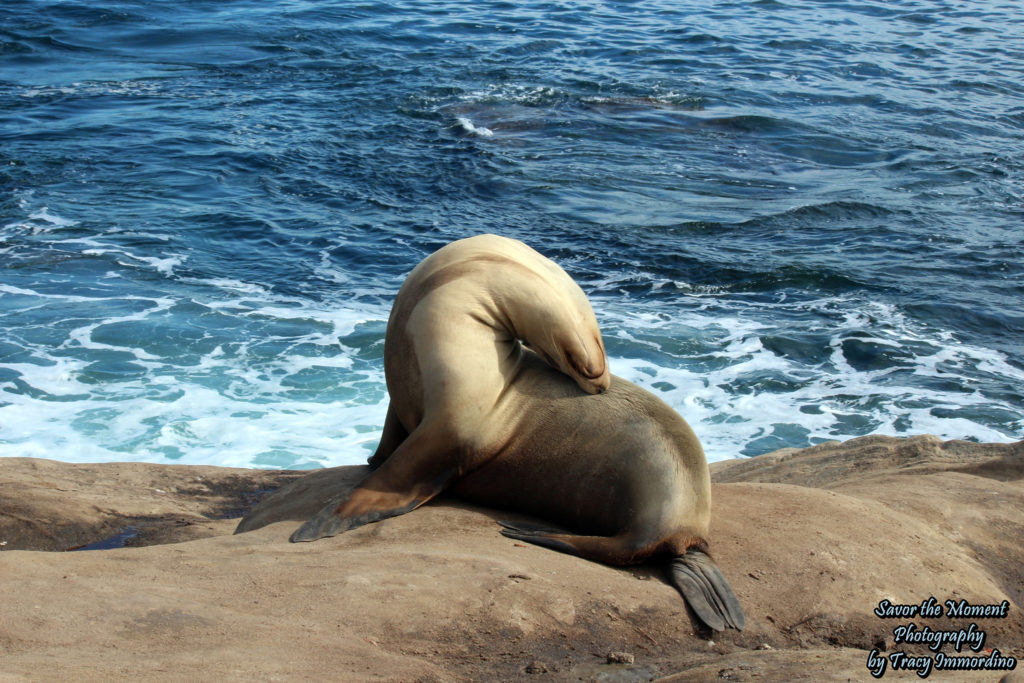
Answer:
xmin=283 ymin=234 xmax=743 ymax=629
xmin=384 ymin=234 xmax=608 ymax=455
xmin=450 ymin=352 xmax=713 ymax=561
xmin=294 ymin=234 xmax=610 ymax=538
xmin=295 ymin=235 xmax=711 ymax=548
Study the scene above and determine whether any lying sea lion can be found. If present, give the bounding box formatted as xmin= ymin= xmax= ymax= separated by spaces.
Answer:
xmin=273 ymin=234 xmax=744 ymax=631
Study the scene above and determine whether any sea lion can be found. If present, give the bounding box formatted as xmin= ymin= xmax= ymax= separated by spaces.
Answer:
xmin=290 ymin=233 xmax=609 ymax=540
xmin=279 ymin=234 xmax=744 ymax=631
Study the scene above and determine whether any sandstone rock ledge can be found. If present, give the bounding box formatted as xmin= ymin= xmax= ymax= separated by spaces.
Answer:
xmin=1 ymin=435 xmax=1021 ymax=682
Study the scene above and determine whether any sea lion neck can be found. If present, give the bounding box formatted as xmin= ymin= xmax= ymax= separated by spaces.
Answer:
xmin=386 ymin=234 xmax=608 ymax=395
xmin=397 ymin=252 xmax=563 ymax=343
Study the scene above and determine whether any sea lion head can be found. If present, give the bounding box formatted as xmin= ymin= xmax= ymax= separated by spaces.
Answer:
xmin=522 ymin=308 xmax=610 ymax=395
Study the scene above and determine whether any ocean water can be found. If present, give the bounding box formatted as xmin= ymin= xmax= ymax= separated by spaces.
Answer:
xmin=2 ymin=0 xmax=1022 ymax=468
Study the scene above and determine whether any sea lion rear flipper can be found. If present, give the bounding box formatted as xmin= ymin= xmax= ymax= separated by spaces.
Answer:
xmin=497 ymin=520 xmax=569 ymax=536
xmin=670 ymin=550 xmax=746 ymax=631
xmin=499 ymin=524 xmax=647 ymax=565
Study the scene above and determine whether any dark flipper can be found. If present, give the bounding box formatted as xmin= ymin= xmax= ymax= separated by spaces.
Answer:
xmin=501 ymin=521 xmax=745 ymax=631
xmin=366 ymin=403 xmax=408 ymax=471
xmin=498 ymin=521 xmax=646 ymax=566
xmin=670 ymin=549 xmax=746 ymax=631
xmin=498 ymin=519 xmax=569 ymax=536
xmin=498 ymin=520 xmax=582 ymax=555
xmin=290 ymin=423 xmax=456 ymax=543
xmin=290 ymin=491 xmax=421 ymax=542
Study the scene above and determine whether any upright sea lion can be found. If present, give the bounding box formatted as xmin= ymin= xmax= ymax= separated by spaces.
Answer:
xmin=278 ymin=234 xmax=744 ymax=631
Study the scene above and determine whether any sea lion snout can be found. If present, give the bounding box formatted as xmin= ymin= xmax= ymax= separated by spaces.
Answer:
xmin=578 ymin=377 xmax=609 ymax=395
xmin=572 ymin=368 xmax=610 ymax=395
xmin=568 ymin=350 xmax=605 ymax=380
xmin=567 ymin=334 xmax=610 ymax=393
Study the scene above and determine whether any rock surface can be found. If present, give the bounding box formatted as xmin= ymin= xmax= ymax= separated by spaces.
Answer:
xmin=1 ymin=435 xmax=1021 ymax=681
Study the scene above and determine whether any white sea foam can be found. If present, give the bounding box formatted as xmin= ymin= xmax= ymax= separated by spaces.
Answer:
xmin=3 ymin=205 xmax=79 ymax=236
xmin=81 ymin=247 xmax=186 ymax=277
xmin=28 ymin=207 xmax=79 ymax=229
xmin=2 ymin=289 xmax=1020 ymax=467
xmin=0 ymin=227 xmax=396 ymax=468
xmin=455 ymin=116 xmax=494 ymax=137
xmin=205 ymin=277 xmax=268 ymax=293
xmin=0 ymin=291 xmax=391 ymax=468
xmin=62 ymin=299 xmax=177 ymax=361
xmin=0 ymin=375 xmax=389 ymax=468
xmin=2 ymin=227 xmax=1020 ymax=468
xmin=595 ymin=293 xmax=1022 ymax=460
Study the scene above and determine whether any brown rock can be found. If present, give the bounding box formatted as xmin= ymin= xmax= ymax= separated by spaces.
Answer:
xmin=0 ymin=435 xmax=1021 ymax=681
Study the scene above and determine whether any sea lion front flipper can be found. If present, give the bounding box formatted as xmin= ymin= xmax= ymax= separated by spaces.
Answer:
xmin=366 ymin=403 xmax=408 ymax=470
xmin=669 ymin=550 xmax=746 ymax=631
xmin=289 ymin=486 xmax=422 ymax=542
xmin=290 ymin=425 xmax=457 ymax=543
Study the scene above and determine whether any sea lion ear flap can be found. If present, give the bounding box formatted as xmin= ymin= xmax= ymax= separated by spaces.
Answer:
xmin=669 ymin=550 xmax=746 ymax=631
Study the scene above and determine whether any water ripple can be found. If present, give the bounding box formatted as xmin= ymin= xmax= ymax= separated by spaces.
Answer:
xmin=2 ymin=0 xmax=1022 ymax=464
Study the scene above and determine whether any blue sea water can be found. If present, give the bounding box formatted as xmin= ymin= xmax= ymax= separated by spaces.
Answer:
xmin=1 ymin=0 xmax=1022 ymax=468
